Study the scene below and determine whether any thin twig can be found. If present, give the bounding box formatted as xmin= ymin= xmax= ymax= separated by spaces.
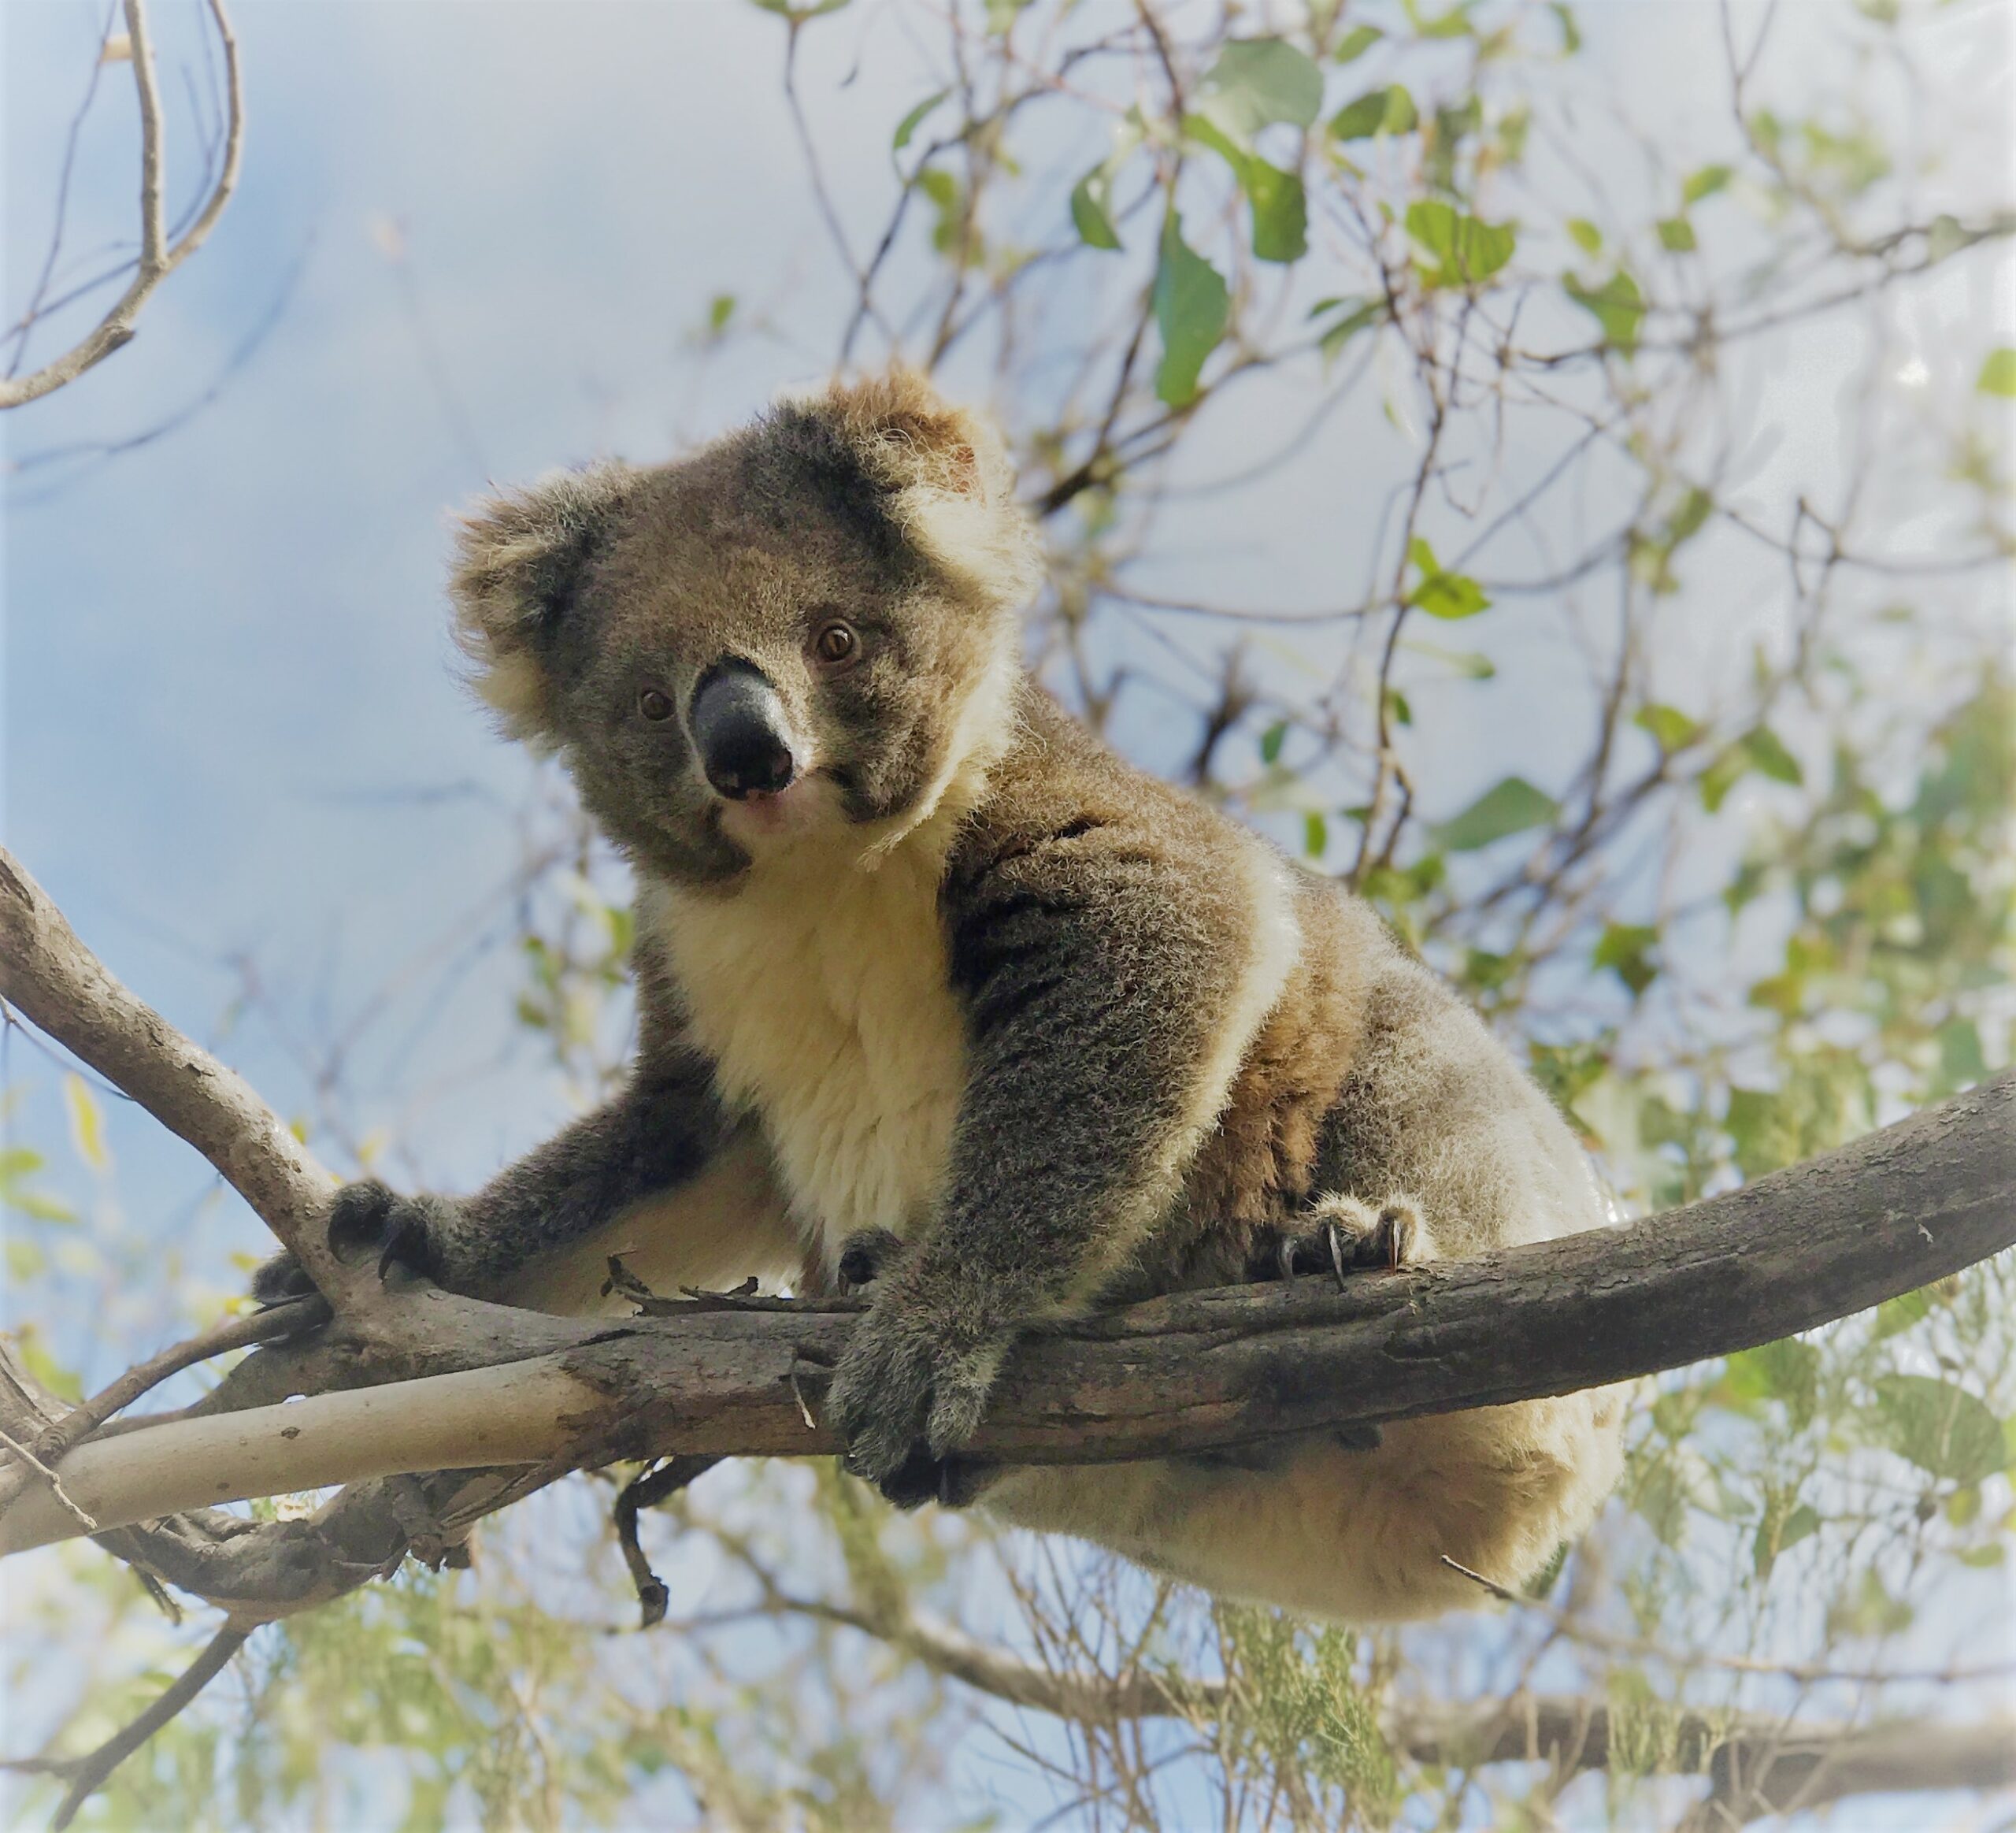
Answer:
xmin=1 ymin=0 xmax=243 ymax=410
xmin=36 ymin=1295 xmax=328 ymax=1464
xmin=2 ymin=1624 xmax=252 ymax=1830
xmin=0 ymin=1425 xmax=97 ymax=1532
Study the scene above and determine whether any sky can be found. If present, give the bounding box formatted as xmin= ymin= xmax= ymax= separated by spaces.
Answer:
xmin=2 ymin=0 xmax=2012 ymax=1825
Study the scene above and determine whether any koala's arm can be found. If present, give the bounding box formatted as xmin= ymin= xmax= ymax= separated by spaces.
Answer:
xmin=829 ymin=810 xmax=1288 ymax=1490
xmin=255 ymin=1037 xmax=744 ymax=1307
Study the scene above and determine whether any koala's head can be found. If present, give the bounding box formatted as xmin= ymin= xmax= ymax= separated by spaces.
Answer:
xmin=450 ymin=373 xmax=1042 ymax=884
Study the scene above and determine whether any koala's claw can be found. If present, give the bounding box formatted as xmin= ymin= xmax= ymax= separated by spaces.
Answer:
xmin=1261 ymin=1196 xmax=1428 ymax=1290
xmin=827 ymin=1292 xmax=1007 ymax=1503
xmin=327 ymin=1180 xmax=445 ymax=1286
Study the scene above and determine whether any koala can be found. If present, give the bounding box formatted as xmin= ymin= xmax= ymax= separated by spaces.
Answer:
xmin=258 ymin=371 xmax=1624 ymax=1623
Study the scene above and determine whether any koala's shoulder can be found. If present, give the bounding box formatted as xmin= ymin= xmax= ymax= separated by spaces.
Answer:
xmin=946 ymin=682 xmax=1247 ymax=905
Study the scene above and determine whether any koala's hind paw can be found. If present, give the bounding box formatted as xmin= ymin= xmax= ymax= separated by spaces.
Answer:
xmin=1260 ymin=1195 xmax=1430 ymax=1290
xmin=251 ymin=1249 xmax=318 ymax=1308
xmin=326 ymin=1181 xmax=447 ymax=1285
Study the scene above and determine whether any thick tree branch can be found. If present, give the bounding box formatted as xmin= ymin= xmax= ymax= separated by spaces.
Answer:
xmin=0 ymin=0 xmax=244 ymax=410
xmin=3 ymin=1070 xmax=2009 ymax=1557
xmin=0 ymin=844 xmax=345 ymax=1286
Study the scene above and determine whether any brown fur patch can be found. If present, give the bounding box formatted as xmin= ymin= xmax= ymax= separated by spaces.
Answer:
xmin=1182 ymin=877 xmax=1371 ymax=1258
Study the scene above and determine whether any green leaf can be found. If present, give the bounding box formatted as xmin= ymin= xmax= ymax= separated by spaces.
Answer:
xmin=1722 ymin=1339 xmax=1820 ymax=1428
xmin=706 ymin=292 xmax=736 ymax=335
xmin=1633 ymin=703 xmax=1702 ymax=751
xmin=1976 ymin=347 xmax=2016 ymax=397
xmin=1681 ymin=162 xmax=1732 ymax=204
xmin=1330 ymin=84 xmax=1416 ymax=139
xmin=1068 ymin=114 xmax=1145 ymax=252
xmin=1406 ymin=199 xmax=1515 ymax=286
xmin=1069 ymin=169 xmax=1121 ymax=250
xmin=1303 ymin=811 xmax=1329 ymax=857
xmin=917 ymin=166 xmax=965 ymax=254
xmin=1314 ymin=296 xmax=1384 ymax=363
xmin=1753 ymin=1499 xmax=1818 ymax=1578
xmin=1243 ymin=161 xmax=1307 ymax=262
xmin=1550 ymin=2 xmax=1581 ymax=52
xmin=750 ymin=0 xmax=852 ymax=17
xmin=1873 ymin=1286 xmax=1933 ymax=1340
xmin=1334 ymin=23 xmax=1383 ymax=61
xmin=1592 ymin=922 xmax=1659 ymax=996
xmin=64 ymin=1073 xmax=109 ymax=1172
xmin=1872 ymin=1375 xmax=2007 ymax=1484
xmin=1185 ymin=113 xmax=1307 ymax=265
xmin=1656 ymin=214 xmax=1697 ymax=252
xmin=1152 ymin=214 xmax=1230 ymax=406
xmin=1668 ymin=484 xmax=1714 ymax=543
xmin=1197 ymin=39 xmax=1325 ymax=139
xmin=1259 ymin=718 xmax=1288 ymax=764
xmin=1565 ymin=269 xmax=1644 ymax=353
xmin=1418 ymin=2 xmax=1473 ymax=38
xmin=1434 ymin=777 xmax=1559 ymax=852
xmin=1566 ymin=217 xmax=1603 ymax=254
xmin=1740 ymin=725 xmax=1803 ymax=785
xmin=1400 ymin=638 xmax=1495 ymax=679
xmin=891 ymin=88 xmax=948 ymax=154
xmin=1405 ymin=536 xmax=1492 ymax=619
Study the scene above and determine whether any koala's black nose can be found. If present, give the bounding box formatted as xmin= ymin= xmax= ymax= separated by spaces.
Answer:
xmin=688 ymin=662 xmax=796 ymax=800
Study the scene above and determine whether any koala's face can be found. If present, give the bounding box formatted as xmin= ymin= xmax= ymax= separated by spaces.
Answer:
xmin=450 ymin=375 xmax=1041 ymax=884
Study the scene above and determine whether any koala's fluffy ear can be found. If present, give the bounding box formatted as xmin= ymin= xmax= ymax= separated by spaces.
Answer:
xmin=448 ymin=463 xmax=632 ymax=741
xmin=808 ymin=370 xmax=1043 ymax=611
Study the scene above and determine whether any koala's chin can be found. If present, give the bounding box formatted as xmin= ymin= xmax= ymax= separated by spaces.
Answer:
xmin=714 ymin=773 xmax=847 ymax=853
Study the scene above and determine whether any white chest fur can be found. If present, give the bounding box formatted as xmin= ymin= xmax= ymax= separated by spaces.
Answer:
xmin=644 ymin=829 xmax=969 ymax=1267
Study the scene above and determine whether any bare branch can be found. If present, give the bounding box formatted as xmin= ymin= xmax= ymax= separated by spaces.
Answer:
xmin=0 ymin=844 xmax=340 ymax=1282
xmin=35 ymin=1295 xmax=329 ymax=1464
xmin=4 ymin=1625 xmax=252 ymax=1829
xmin=0 ymin=0 xmax=243 ymax=410
xmin=710 ymin=1583 xmax=2015 ymax=1814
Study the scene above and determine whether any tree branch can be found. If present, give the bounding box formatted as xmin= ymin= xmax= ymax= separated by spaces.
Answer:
xmin=3 ymin=1067 xmax=2008 ymax=1557
xmin=694 ymin=1584 xmax=2015 ymax=1816
xmin=0 ymin=844 xmax=343 ymax=1285
xmin=4 ymin=1626 xmax=252 ymax=1831
xmin=0 ymin=0 xmax=243 ymax=410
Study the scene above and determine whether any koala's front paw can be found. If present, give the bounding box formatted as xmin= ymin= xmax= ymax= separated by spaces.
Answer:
xmin=826 ymin=1288 xmax=1011 ymax=1509
xmin=326 ymin=1180 xmax=450 ymax=1284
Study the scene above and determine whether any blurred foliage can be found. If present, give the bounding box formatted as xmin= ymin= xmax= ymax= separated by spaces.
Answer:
xmin=6 ymin=0 xmax=2012 ymax=1827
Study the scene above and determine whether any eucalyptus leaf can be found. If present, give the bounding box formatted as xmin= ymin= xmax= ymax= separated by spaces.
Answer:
xmin=1152 ymin=215 xmax=1230 ymax=406
xmin=1434 ymin=777 xmax=1559 ymax=852
xmin=1872 ymin=1375 xmax=2007 ymax=1485
xmin=1566 ymin=268 xmax=1644 ymax=352
xmin=1196 ymin=39 xmax=1325 ymax=143
xmin=891 ymin=88 xmax=948 ymax=154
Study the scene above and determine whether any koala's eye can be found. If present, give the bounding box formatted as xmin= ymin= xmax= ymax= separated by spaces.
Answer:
xmin=811 ymin=620 xmax=858 ymax=666
xmin=638 ymin=688 xmax=674 ymax=722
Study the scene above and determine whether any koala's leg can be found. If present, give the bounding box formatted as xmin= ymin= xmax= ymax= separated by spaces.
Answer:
xmin=255 ymin=1054 xmax=798 ymax=1315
